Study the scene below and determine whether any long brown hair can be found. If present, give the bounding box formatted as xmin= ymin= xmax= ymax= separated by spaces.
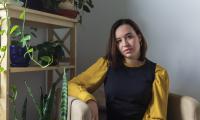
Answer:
xmin=105 ymin=19 xmax=147 ymax=69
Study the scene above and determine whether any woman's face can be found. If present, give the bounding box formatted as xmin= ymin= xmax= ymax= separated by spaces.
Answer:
xmin=115 ymin=24 xmax=141 ymax=60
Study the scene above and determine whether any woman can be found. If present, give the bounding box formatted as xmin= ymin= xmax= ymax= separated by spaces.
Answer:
xmin=69 ymin=19 xmax=169 ymax=120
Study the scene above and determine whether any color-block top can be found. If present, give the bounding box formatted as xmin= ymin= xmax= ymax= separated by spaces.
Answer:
xmin=69 ymin=57 xmax=169 ymax=120
xmin=104 ymin=59 xmax=156 ymax=120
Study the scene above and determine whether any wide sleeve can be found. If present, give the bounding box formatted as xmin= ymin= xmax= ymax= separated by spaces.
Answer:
xmin=68 ymin=57 xmax=109 ymax=102
xmin=144 ymin=64 xmax=170 ymax=120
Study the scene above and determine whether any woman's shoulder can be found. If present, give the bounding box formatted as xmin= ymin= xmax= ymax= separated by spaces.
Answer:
xmin=97 ymin=57 xmax=107 ymax=61
xmin=96 ymin=57 xmax=109 ymax=64
xmin=155 ymin=64 xmax=168 ymax=74
xmin=89 ymin=57 xmax=109 ymax=69
xmin=154 ymin=63 xmax=169 ymax=85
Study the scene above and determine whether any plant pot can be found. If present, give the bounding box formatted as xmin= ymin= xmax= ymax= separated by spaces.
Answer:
xmin=56 ymin=9 xmax=79 ymax=18
xmin=21 ymin=0 xmax=43 ymax=11
xmin=10 ymin=45 xmax=30 ymax=67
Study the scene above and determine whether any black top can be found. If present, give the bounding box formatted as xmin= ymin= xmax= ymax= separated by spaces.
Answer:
xmin=104 ymin=59 xmax=156 ymax=120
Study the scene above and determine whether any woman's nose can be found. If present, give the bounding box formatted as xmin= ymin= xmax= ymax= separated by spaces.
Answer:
xmin=122 ymin=39 xmax=128 ymax=46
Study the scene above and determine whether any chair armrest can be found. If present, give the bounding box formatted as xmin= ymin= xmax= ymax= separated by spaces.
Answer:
xmin=68 ymin=96 xmax=92 ymax=120
xmin=167 ymin=93 xmax=200 ymax=120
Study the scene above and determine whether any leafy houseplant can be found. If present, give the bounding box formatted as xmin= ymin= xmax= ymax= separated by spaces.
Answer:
xmin=55 ymin=0 xmax=94 ymax=21
xmin=74 ymin=0 xmax=94 ymax=13
xmin=10 ymin=41 xmax=31 ymax=67
xmin=40 ymin=0 xmax=63 ymax=13
xmin=10 ymin=27 xmax=37 ymax=67
xmin=74 ymin=0 xmax=94 ymax=22
xmin=1 ymin=0 xmax=69 ymax=120
xmin=10 ymin=69 xmax=68 ymax=120
xmin=33 ymin=40 xmax=65 ymax=66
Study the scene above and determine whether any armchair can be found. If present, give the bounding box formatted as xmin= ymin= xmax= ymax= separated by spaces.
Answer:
xmin=68 ymin=91 xmax=200 ymax=120
xmin=167 ymin=93 xmax=200 ymax=120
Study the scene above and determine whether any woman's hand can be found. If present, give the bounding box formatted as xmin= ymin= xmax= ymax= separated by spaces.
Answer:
xmin=87 ymin=100 xmax=99 ymax=120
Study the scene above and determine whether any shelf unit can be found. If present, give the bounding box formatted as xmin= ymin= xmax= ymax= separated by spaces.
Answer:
xmin=0 ymin=5 xmax=78 ymax=120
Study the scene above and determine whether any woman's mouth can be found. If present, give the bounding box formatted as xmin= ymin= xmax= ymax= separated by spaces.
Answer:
xmin=123 ymin=48 xmax=133 ymax=53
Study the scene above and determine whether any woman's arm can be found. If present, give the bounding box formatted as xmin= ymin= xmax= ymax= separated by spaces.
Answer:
xmin=144 ymin=64 xmax=170 ymax=120
xmin=68 ymin=57 xmax=108 ymax=102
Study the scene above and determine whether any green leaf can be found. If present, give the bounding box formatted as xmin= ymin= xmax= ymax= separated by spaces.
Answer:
xmin=40 ymin=87 xmax=45 ymax=117
xmin=43 ymin=81 xmax=58 ymax=120
xmin=20 ymin=35 xmax=31 ymax=47
xmin=10 ymin=85 xmax=18 ymax=101
xmin=83 ymin=5 xmax=90 ymax=13
xmin=40 ymin=56 xmax=51 ymax=63
xmin=9 ymin=25 xmax=20 ymax=35
xmin=25 ymin=81 xmax=42 ymax=117
xmin=78 ymin=0 xmax=83 ymax=9
xmin=24 ymin=48 xmax=33 ymax=58
xmin=14 ymin=31 xmax=22 ymax=37
xmin=0 ymin=67 xmax=5 ymax=72
xmin=0 ymin=30 xmax=5 ymax=35
xmin=86 ymin=1 xmax=94 ymax=8
xmin=0 ymin=46 xmax=7 ymax=52
xmin=30 ymin=27 xmax=37 ymax=32
xmin=74 ymin=1 xmax=78 ymax=8
xmin=21 ymin=97 xmax=27 ymax=120
xmin=19 ymin=10 xmax=25 ymax=20
xmin=59 ymin=69 xmax=68 ymax=120
xmin=30 ymin=32 xmax=37 ymax=38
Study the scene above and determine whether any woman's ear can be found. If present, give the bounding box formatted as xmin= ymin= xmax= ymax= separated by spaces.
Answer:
xmin=138 ymin=34 xmax=142 ymax=42
xmin=138 ymin=34 xmax=142 ymax=46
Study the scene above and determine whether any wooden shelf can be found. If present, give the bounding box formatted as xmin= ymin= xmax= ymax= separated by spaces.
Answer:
xmin=10 ymin=65 xmax=75 ymax=73
xmin=0 ymin=5 xmax=78 ymax=28
xmin=0 ymin=5 xmax=77 ymax=120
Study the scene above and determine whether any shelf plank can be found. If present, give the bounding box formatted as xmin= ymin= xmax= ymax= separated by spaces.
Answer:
xmin=0 ymin=4 xmax=78 ymax=28
xmin=10 ymin=65 xmax=75 ymax=73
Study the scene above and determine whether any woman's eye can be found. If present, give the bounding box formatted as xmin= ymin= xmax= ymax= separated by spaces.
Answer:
xmin=127 ymin=34 xmax=133 ymax=39
xmin=116 ymin=39 xmax=121 ymax=43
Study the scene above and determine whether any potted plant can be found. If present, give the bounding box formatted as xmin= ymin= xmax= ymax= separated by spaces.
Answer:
xmin=40 ymin=0 xmax=63 ymax=13
xmin=10 ymin=69 xmax=68 ymax=120
xmin=58 ymin=0 xmax=94 ymax=13
xmin=10 ymin=40 xmax=31 ymax=67
xmin=33 ymin=40 xmax=65 ymax=66
xmin=56 ymin=0 xmax=94 ymax=20
xmin=9 ymin=26 xmax=38 ymax=67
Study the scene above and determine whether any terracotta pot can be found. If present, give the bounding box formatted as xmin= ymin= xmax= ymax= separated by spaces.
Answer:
xmin=56 ymin=9 xmax=79 ymax=19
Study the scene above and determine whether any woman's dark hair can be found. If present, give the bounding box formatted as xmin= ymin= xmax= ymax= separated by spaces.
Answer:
xmin=105 ymin=18 xmax=147 ymax=68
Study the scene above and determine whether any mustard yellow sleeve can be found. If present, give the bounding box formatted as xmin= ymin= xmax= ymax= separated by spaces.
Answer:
xmin=68 ymin=57 xmax=109 ymax=102
xmin=143 ymin=64 xmax=170 ymax=120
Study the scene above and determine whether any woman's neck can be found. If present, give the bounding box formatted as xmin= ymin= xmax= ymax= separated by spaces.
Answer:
xmin=124 ymin=58 xmax=145 ymax=67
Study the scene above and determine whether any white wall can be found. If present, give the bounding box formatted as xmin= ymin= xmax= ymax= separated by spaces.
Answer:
xmin=124 ymin=0 xmax=200 ymax=100
xmin=77 ymin=0 xmax=200 ymax=100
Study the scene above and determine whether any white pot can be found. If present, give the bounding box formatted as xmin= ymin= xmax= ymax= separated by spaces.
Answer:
xmin=59 ymin=0 xmax=74 ymax=10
